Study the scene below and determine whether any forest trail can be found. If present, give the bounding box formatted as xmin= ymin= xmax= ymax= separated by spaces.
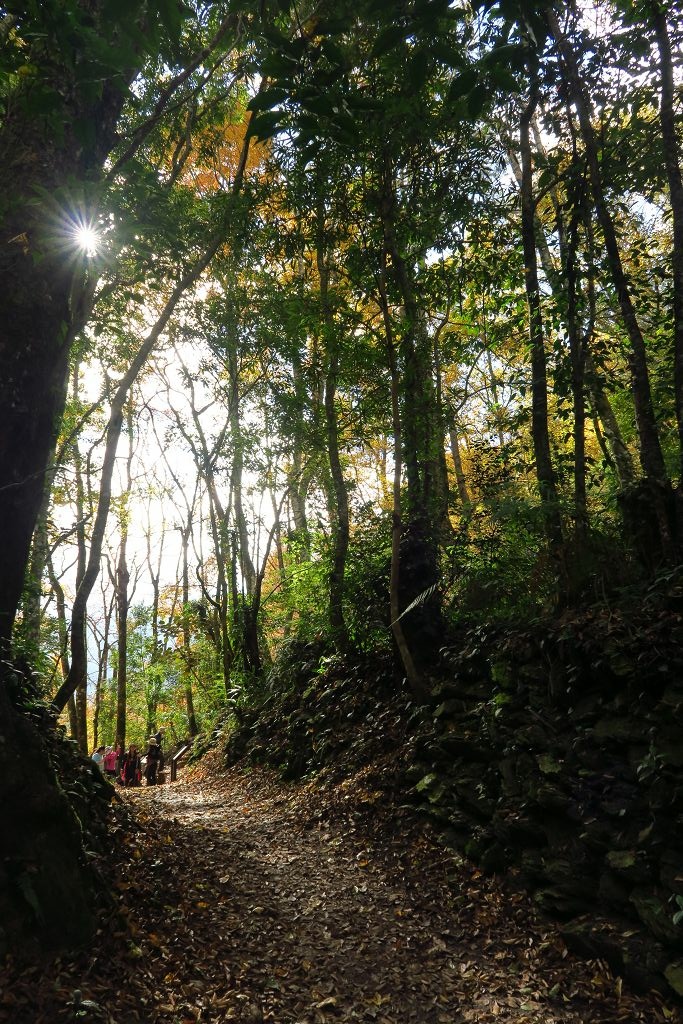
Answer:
xmin=2 ymin=759 xmax=680 ymax=1024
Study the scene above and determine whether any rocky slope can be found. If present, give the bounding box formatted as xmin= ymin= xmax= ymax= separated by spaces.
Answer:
xmin=225 ymin=597 xmax=683 ymax=999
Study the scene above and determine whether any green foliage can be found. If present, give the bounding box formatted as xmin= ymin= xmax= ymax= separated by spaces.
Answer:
xmin=341 ymin=510 xmax=393 ymax=653
xmin=14 ymin=0 xmax=683 ymax=755
xmin=445 ymin=494 xmax=552 ymax=622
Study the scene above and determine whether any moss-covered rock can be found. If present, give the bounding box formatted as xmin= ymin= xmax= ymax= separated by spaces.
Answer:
xmin=665 ymin=960 xmax=683 ymax=996
xmin=630 ymin=888 xmax=683 ymax=945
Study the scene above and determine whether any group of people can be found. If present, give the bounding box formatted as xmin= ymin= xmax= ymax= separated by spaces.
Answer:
xmin=91 ymin=733 xmax=165 ymax=786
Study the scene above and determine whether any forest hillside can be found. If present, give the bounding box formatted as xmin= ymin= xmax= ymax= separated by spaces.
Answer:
xmin=2 ymin=745 xmax=682 ymax=1022
xmin=1 ymin=0 xmax=683 ymax=1016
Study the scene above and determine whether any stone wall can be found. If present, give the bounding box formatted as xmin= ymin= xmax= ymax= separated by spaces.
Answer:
xmin=411 ymin=615 xmax=683 ymax=996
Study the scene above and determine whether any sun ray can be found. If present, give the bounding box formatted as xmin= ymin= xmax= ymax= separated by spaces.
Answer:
xmin=71 ymin=218 xmax=100 ymax=256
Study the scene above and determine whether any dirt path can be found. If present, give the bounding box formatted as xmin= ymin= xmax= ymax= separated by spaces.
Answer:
xmin=1 ymin=764 xmax=680 ymax=1023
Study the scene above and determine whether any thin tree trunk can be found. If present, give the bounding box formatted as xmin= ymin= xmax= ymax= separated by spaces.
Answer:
xmin=114 ymin=408 xmax=134 ymax=751
xmin=379 ymin=151 xmax=443 ymax=662
xmin=449 ymin=423 xmax=472 ymax=508
xmin=227 ymin=339 xmax=257 ymax=597
xmin=52 ymin=238 xmax=223 ymax=714
xmin=509 ymin=141 xmax=635 ymax=493
xmin=519 ymin=80 xmax=564 ymax=550
xmin=433 ymin=323 xmax=456 ymax=530
xmin=585 ymin=353 xmax=635 ymax=488
xmin=72 ymin=370 xmax=90 ymax=752
xmin=563 ymin=162 xmax=588 ymax=540
xmin=377 ymin=258 xmax=427 ymax=700
xmin=652 ymin=9 xmax=683 ymax=492
xmin=47 ymin=552 xmax=71 ymax=686
xmin=91 ymin=625 xmax=103 ymax=749
xmin=47 ymin=548 xmax=79 ymax=739
xmin=180 ymin=520 xmax=198 ymax=737
xmin=547 ymin=6 xmax=672 ymax=549
xmin=154 ymin=420 xmax=200 ymax=738
xmin=316 ymin=189 xmax=350 ymax=649
xmin=92 ymin=584 xmax=114 ymax=748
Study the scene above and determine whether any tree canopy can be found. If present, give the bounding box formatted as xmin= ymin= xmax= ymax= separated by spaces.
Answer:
xmin=1 ymin=0 xmax=682 ymax=962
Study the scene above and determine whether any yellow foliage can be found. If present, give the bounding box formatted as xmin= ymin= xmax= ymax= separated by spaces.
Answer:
xmin=179 ymin=116 xmax=270 ymax=196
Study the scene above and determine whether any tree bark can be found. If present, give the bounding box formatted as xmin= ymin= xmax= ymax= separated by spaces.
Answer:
xmin=180 ymin=520 xmax=199 ymax=737
xmin=316 ymin=188 xmax=350 ymax=649
xmin=52 ymin=242 xmax=222 ymax=714
xmin=652 ymin=8 xmax=683 ymax=490
xmin=379 ymin=152 xmax=443 ymax=665
xmin=449 ymin=423 xmax=472 ymax=509
xmin=72 ymin=384 xmax=90 ymax=751
xmin=519 ymin=82 xmax=564 ymax=550
xmin=0 ymin=5 xmax=136 ymax=653
xmin=114 ymin=408 xmax=134 ymax=751
xmin=509 ymin=137 xmax=635 ymax=493
xmin=226 ymin=319 xmax=258 ymax=598
xmin=377 ymin=258 xmax=428 ymax=700
xmin=547 ymin=6 xmax=673 ymax=557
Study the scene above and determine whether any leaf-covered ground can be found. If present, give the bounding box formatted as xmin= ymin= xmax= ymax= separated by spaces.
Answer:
xmin=1 ymin=754 xmax=680 ymax=1024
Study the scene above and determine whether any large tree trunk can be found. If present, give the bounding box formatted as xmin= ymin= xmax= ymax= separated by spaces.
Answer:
xmin=0 ymin=13 xmax=132 ymax=654
xmin=0 ymin=680 xmax=96 ymax=958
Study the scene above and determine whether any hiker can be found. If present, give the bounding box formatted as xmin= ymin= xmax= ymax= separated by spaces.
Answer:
xmin=120 ymin=744 xmax=141 ymax=787
xmin=91 ymin=745 xmax=105 ymax=770
xmin=103 ymin=745 xmax=118 ymax=779
xmin=143 ymin=735 xmax=162 ymax=785
xmin=154 ymin=730 xmax=165 ymax=779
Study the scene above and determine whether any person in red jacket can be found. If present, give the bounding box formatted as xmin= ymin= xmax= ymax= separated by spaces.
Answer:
xmin=103 ymin=745 xmax=118 ymax=780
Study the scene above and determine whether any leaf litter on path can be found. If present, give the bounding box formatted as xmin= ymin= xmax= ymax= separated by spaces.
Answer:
xmin=1 ymin=754 xmax=680 ymax=1024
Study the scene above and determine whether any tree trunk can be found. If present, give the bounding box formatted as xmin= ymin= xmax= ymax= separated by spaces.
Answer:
xmin=180 ymin=521 xmax=199 ymax=737
xmin=519 ymin=82 xmax=564 ymax=551
xmin=0 ymin=679 xmax=96 ymax=957
xmin=547 ymin=5 xmax=673 ymax=558
xmin=433 ymin=326 xmax=457 ymax=530
xmin=0 ymin=12 xmax=134 ymax=654
xmin=509 ymin=134 xmax=635 ymax=494
xmin=288 ymin=346 xmax=313 ymax=559
xmin=449 ymin=423 xmax=472 ymax=509
xmin=377 ymin=258 xmax=428 ymax=700
xmin=380 ymin=152 xmax=443 ymax=665
xmin=316 ymin=189 xmax=350 ymax=649
xmin=221 ymin=288 xmax=258 ymax=597
xmin=52 ymin=243 xmax=222 ymax=715
xmin=72 ymin=389 xmax=90 ymax=751
xmin=652 ymin=8 xmax=683 ymax=503
xmin=18 ymin=443 xmax=57 ymax=653
xmin=585 ymin=354 xmax=635 ymax=488
xmin=47 ymin=552 xmax=71 ymax=688
xmin=92 ymin=585 xmax=114 ymax=748
xmin=563 ymin=162 xmax=588 ymax=541
xmin=114 ymin=419 xmax=133 ymax=752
